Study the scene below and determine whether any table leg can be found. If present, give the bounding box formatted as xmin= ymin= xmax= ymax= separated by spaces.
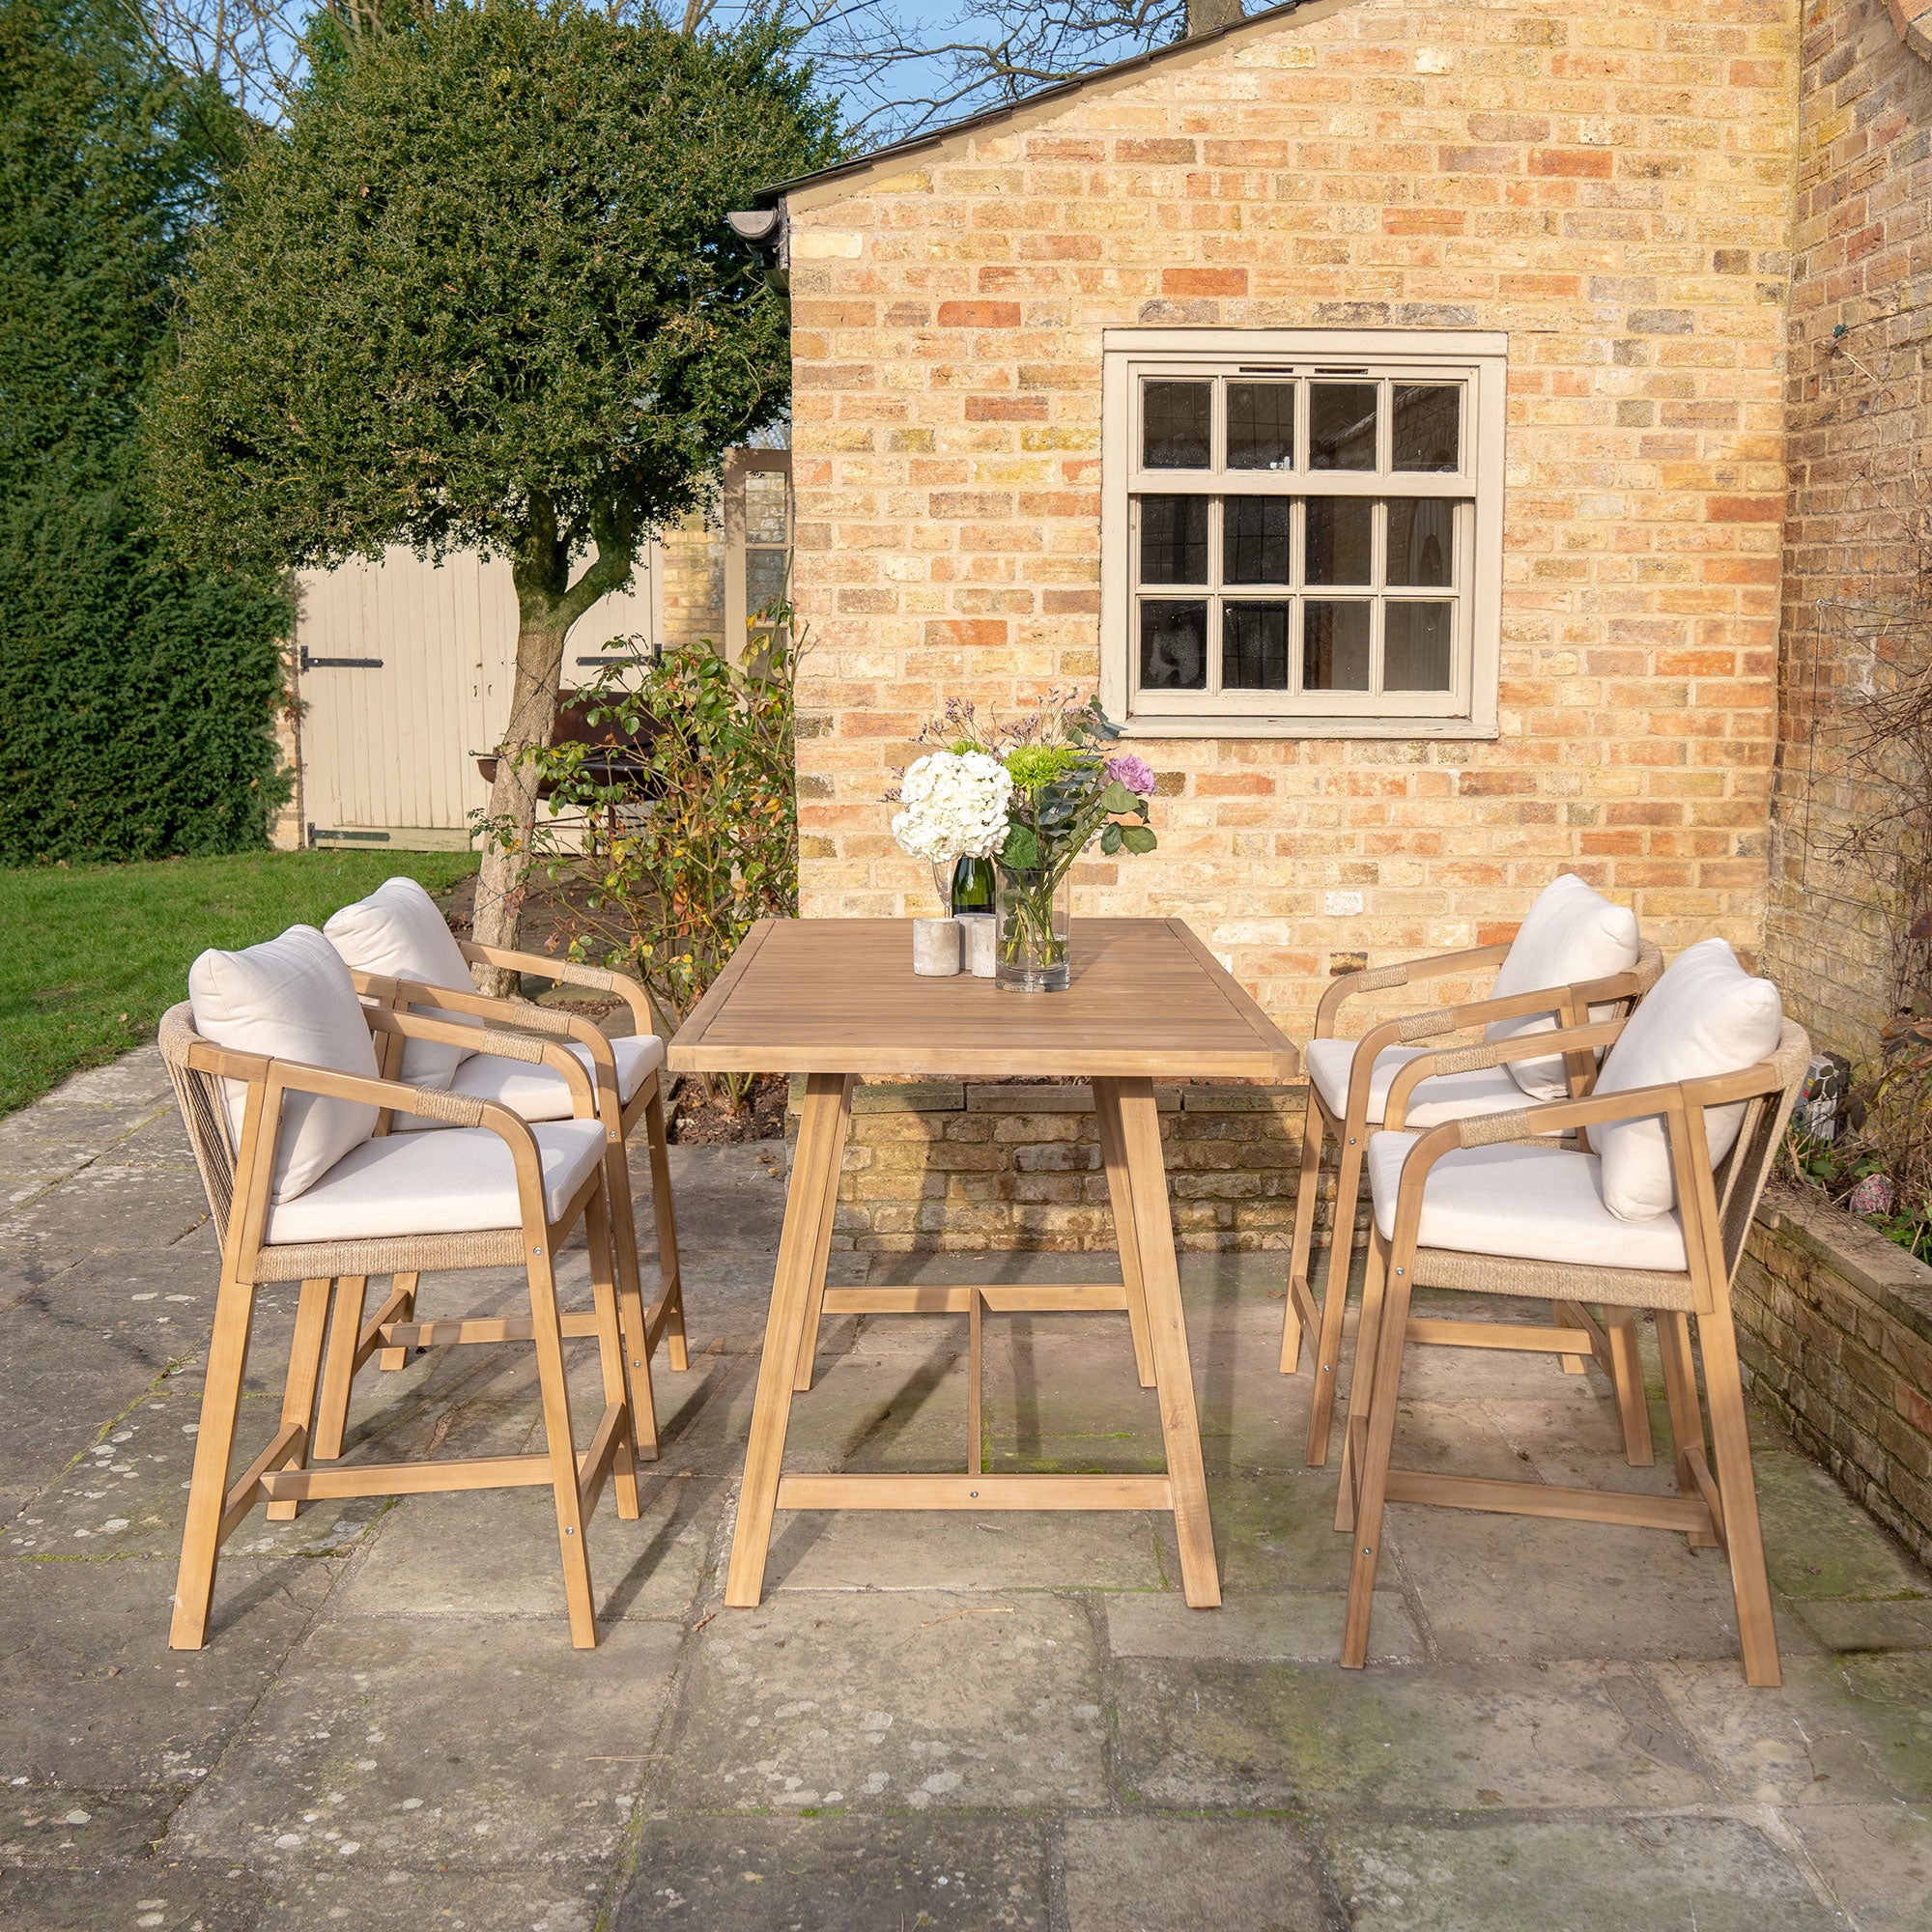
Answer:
xmin=1113 ymin=1076 xmax=1220 ymax=1608
xmin=1093 ymin=1078 xmax=1156 ymax=1389
xmin=724 ymin=1071 xmax=852 ymax=1607
xmin=793 ymin=1074 xmax=854 ymax=1392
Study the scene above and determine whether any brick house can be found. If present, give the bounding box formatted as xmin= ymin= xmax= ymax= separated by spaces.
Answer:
xmin=742 ymin=0 xmax=1931 ymax=1252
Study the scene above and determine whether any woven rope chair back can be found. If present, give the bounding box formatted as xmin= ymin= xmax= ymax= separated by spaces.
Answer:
xmin=1709 ymin=1017 xmax=1812 ymax=1283
xmin=157 ymin=1003 xmax=237 ymax=1246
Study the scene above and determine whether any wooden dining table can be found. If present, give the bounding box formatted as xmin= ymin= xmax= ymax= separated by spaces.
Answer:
xmin=667 ymin=916 xmax=1299 ymax=1610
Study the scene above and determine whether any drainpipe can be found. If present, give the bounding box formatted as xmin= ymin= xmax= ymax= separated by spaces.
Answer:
xmin=726 ymin=207 xmax=789 ymax=305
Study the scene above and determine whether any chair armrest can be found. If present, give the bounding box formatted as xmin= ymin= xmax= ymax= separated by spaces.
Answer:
xmin=361 ymin=1008 xmax=599 ymax=1120
xmin=1312 ymin=943 xmax=1512 ymax=1038
xmin=349 ymin=969 xmax=622 ymax=1093
xmin=458 ymin=940 xmax=655 ymax=1036
xmin=1382 ymin=1012 xmax=1633 ymax=1129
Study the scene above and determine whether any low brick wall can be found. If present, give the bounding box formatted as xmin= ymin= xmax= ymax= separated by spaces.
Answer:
xmin=788 ymin=1079 xmax=1310 ymax=1254
xmin=1738 ymin=1186 xmax=1932 ymax=1571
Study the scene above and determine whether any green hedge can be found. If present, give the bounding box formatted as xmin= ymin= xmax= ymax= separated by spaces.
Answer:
xmin=0 ymin=0 xmax=289 ymax=865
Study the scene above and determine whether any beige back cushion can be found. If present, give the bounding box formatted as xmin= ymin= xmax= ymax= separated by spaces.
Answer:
xmin=324 ymin=876 xmax=482 ymax=1090
xmin=1483 ymin=875 xmax=1641 ymax=1101
xmin=187 ymin=924 xmax=380 ymax=1204
xmin=1594 ymin=938 xmax=1785 ymax=1222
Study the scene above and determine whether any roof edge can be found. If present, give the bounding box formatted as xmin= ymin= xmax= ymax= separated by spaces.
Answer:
xmin=755 ymin=0 xmax=1332 ymax=209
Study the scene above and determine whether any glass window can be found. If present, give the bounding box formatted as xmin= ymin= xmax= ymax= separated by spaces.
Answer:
xmin=1305 ymin=497 xmax=1373 ymax=585
xmin=1143 ymin=381 xmax=1211 ymax=469
xmin=1227 ymin=383 xmax=1294 ymax=471
xmin=1392 ymin=384 xmax=1461 ymax=471
xmin=1224 ymin=603 xmax=1292 ymax=689
xmin=1385 ymin=601 xmax=1454 ymax=691
xmin=1386 ymin=497 xmax=1454 ymax=586
xmin=1140 ymin=496 xmax=1209 ymax=583
xmin=1223 ymin=497 xmax=1292 ymax=584
xmin=1140 ymin=601 xmax=1208 ymax=689
xmin=1303 ymin=602 xmax=1371 ymax=691
xmin=1309 ymin=384 xmax=1378 ymax=470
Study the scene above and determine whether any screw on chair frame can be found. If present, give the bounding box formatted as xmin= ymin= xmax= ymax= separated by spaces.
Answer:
xmin=158 ymin=1004 xmax=641 ymax=1652
xmin=349 ymin=940 xmax=686 ymax=1459
xmin=1282 ymin=940 xmax=1664 ymax=1468
xmin=1333 ymin=1016 xmax=1811 ymax=1688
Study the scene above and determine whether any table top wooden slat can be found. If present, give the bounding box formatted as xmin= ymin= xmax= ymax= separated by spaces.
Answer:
xmin=668 ymin=918 xmax=1299 ymax=1080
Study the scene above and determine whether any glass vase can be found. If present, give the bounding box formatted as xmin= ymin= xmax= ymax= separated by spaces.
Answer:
xmin=993 ymin=866 xmax=1071 ymax=992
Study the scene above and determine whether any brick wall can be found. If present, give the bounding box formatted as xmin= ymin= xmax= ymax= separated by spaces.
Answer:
xmin=1740 ymin=1184 xmax=1932 ymax=1568
xmin=1760 ymin=0 xmax=1932 ymax=1063
xmin=785 ymin=0 xmax=1800 ymax=1039
xmin=796 ymin=1079 xmax=1313 ymax=1253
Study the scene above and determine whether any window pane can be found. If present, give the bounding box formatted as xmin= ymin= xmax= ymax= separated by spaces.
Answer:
xmin=1305 ymin=497 xmax=1372 ymax=584
xmin=1139 ymin=496 xmax=1208 ymax=583
xmin=1309 ymin=384 xmax=1377 ymax=470
xmin=1393 ymin=384 xmax=1461 ymax=471
xmin=744 ymin=469 xmax=789 ymax=544
xmin=746 ymin=548 xmax=788 ymax=615
xmin=1303 ymin=601 xmax=1371 ymax=691
xmin=1223 ymin=497 xmax=1292 ymax=584
xmin=1227 ymin=383 xmax=1294 ymax=471
xmin=1386 ymin=497 xmax=1454 ymax=586
xmin=1139 ymin=600 xmax=1208 ymax=689
xmin=1143 ymin=381 xmax=1211 ymax=469
xmin=1385 ymin=602 xmax=1455 ymax=691
xmin=1223 ymin=603 xmax=1292 ymax=690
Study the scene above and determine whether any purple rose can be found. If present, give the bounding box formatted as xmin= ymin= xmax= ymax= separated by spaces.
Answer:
xmin=1107 ymin=753 xmax=1157 ymax=796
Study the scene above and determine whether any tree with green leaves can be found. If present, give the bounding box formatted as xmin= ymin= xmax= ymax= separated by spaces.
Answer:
xmin=0 ymin=0 xmax=290 ymax=862
xmin=149 ymin=0 xmax=839 ymax=952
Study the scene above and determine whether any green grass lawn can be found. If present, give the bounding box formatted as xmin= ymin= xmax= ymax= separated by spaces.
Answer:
xmin=0 ymin=850 xmax=476 ymax=1117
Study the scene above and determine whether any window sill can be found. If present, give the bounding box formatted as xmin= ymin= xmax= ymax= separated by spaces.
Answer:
xmin=1116 ymin=714 xmax=1500 ymax=742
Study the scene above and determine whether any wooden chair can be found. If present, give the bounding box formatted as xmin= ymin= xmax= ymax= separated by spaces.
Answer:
xmin=1334 ymin=1013 xmax=1811 ymax=1686
xmin=349 ymin=942 xmax=686 ymax=1457
xmin=159 ymin=1001 xmax=642 ymax=1650
xmin=1284 ymin=938 xmax=1664 ymax=1465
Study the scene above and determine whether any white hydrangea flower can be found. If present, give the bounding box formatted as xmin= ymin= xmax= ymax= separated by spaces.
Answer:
xmin=891 ymin=750 xmax=1014 ymax=863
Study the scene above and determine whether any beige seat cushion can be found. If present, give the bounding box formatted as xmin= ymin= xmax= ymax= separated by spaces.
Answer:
xmin=393 ymin=1033 xmax=666 ymax=1130
xmin=325 ymin=876 xmax=486 ymax=1091
xmin=1304 ymin=1037 xmax=1524 ymax=1130
xmin=1484 ymin=875 xmax=1641 ymax=1101
xmin=264 ymin=1119 xmax=606 ymax=1246
xmin=1368 ymin=1131 xmax=1688 ymax=1272
xmin=1594 ymin=937 xmax=1785 ymax=1222
xmin=187 ymin=925 xmax=379 ymax=1204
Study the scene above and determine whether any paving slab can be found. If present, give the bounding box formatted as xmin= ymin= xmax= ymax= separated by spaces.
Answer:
xmin=0 ymin=1554 xmax=337 ymax=1788
xmin=1788 ymin=1802 xmax=1932 ymax=1931
xmin=0 ymin=1783 xmax=181 ymax=1862
xmin=1062 ymin=1814 xmax=1330 ymax=1932
xmin=1752 ymin=1448 xmax=1932 ymax=1603
xmin=256 ymin=1862 xmax=609 ymax=1928
xmin=1324 ymin=1814 xmax=1841 ymax=1931
xmin=169 ymin=1612 xmax=683 ymax=1868
xmin=0 ymin=1860 xmax=267 ymax=1932
xmin=662 ymin=1590 xmax=1108 ymax=1813
xmin=1793 ymin=1596 xmax=1932 ymax=1653
xmin=613 ymin=1813 xmax=1052 ymax=1929
xmin=330 ymin=1475 xmax=725 ymax=1622
xmin=1651 ymin=1651 xmax=1932 ymax=1805
xmin=1111 ymin=1657 xmax=1718 ymax=1810
xmin=1103 ymin=1588 xmax=1422 ymax=1663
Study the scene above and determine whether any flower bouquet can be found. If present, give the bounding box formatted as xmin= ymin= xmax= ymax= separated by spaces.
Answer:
xmin=889 ymin=696 xmax=1159 ymax=991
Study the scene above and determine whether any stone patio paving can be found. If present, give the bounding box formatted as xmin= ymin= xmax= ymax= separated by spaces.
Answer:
xmin=2 ymin=1050 xmax=1929 ymax=1931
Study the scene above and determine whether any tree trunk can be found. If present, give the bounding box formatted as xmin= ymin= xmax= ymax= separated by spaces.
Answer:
xmin=1186 ymin=0 xmax=1244 ymax=35
xmin=471 ymin=497 xmax=637 ymax=988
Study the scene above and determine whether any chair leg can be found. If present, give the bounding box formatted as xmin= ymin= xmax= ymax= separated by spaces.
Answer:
xmin=525 ymin=1238 xmax=597 ymax=1649
xmin=1554 ymin=1298 xmax=1586 ymax=1375
xmin=1697 ymin=1300 xmax=1781 ymax=1687
xmin=1656 ymin=1309 xmax=1719 ymax=1549
xmin=1306 ymin=1119 xmax=1366 ymax=1465
xmin=1341 ymin=1266 xmax=1414 ymax=1668
xmin=642 ymin=1076 xmax=688 ymax=1373
xmin=603 ymin=1139 xmax=661 ymax=1463
xmin=1605 ymin=1307 xmax=1656 ymax=1468
xmin=380 ymin=1271 xmax=417 ymax=1372
xmin=265 ymin=1278 xmax=334 ymax=1522
xmin=584 ymin=1183 xmax=640 ymax=1521
xmin=1280 ymin=1086 xmax=1326 ymax=1375
xmin=1335 ymin=1231 xmax=1388 ymax=1533
xmin=170 ymin=1263 xmax=258 ymax=1649
xmin=311 ymin=1275 xmax=369 ymax=1463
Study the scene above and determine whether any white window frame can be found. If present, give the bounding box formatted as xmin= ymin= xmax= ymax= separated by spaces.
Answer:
xmin=1099 ymin=328 xmax=1507 ymax=740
